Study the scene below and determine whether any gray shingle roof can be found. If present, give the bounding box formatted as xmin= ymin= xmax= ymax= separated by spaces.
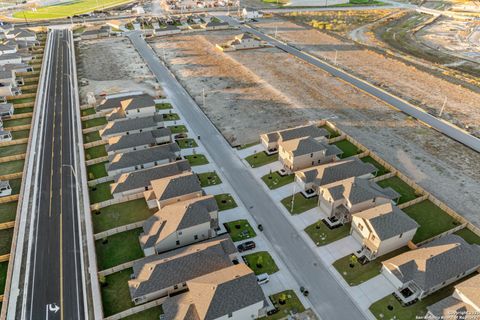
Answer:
xmin=151 ymin=172 xmax=202 ymax=201
xmin=96 ymin=92 xmax=145 ymax=111
xmin=100 ymin=114 xmax=163 ymax=137
xmin=326 ymin=177 xmax=400 ymax=204
xmin=280 ymin=136 xmax=342 ymax=157
xmin=106 ymin=128 xmax=171 ymax=153
xmin=426 ymin=295 xmax=475 ymax=319
xmin=383 ymin=235 xmax=480 ymax=292
xmin=111 ymin=160 xmax=191 ymax=194
xmin=265 ymin=124 xmax=329 ymax=144
xmin=0 ymin=103 xmax=13 ymax=114
xmin=107 ymin=143 xmax=180 ymax=172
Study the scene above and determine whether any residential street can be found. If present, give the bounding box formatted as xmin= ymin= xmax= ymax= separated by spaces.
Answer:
xmin=128 ymin=31 xmax=368 ymax=320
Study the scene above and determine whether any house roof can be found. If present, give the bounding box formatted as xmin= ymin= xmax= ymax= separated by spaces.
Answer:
xmin=100 ymin=114 xmax=163 ymax=137
xmin=264 ymin=124 xmax=329 ymax=144
xmin=107 ymin=142 xmax=180 ymax=172
xmin=96 ymin=91 xmax=145 ymax=111
xmin=163 ymin=264 xmax=265 ymax=320
xmin=382 ymin=235 xmax=480 ymax=292
xmin=427 ymin=295 xmax=476 ymax=320
xmin=0 ymin=180 xmax=10 ymax=189
xmin=111 ymin=160 xmax=191 ymax=194
xmin=353 ymin=203 xmax=419 ymax=240
xmin=297 ymin=158 xmax=377 ymax=186
xmin=0 ymin=53 xmax=21 ymax=61
xmin=280 ymin=136 xmax=341 ymax=157
xmin=205 ymin=21 xmax=228 ymax=27
xmin=141 ymin=195 xmax=218 ymax=249
xmin=106 ymin=128 xmax=171 ymax=153
xmin=149 ymin=172 xmax=202 ymax=201
xmin=9 ymin=29 xmax=36 ymax=38
xmin=455 ymin=273 xmax=480 ymax=308
xmin=325 ymin=176 xmax=400 ymax=205
xmin=0 ymin=103 xmax=13 ymax=113
xmin=129 ymin=235 xmax=237 ymax=299
xmin=0 ymin=44 xmax=16 ymax=52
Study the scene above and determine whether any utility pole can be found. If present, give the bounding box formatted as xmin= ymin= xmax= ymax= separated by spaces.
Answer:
xmin=439 ymin=96 xmax=447 ymax=117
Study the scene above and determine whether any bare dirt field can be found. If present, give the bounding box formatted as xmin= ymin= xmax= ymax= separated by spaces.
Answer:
xmin=254 ymin=16 xmax=480 ymax=136
xmin=150 ymin=30 xmax=480 ymax=227
xmin=76 ymin=37 xmax=162 ymax=103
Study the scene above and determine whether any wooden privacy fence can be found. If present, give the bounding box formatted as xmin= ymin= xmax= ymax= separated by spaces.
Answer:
xmin=84 ymin=139 xmax=107 ymax=149
xmin=0 ymin=195 xmax=18 ymax=204
xmin=0 ymin=221 xmax=15 ymax=230
xmin=0 ymin=154 xmax=26 ymax=164
xmin=94 ymin=221 xmax=145 ymax=241
xmin=0 ymin=138 xmax=28 ymax=147
xmin=104 ymin=298 xmax=166 ymax=320
xmin=88 ymin=175 xmax=115 ymax=187
xmin=90 ymin=192 xmax=143 ymax=211
xmin=0 ymin=172 xmax=22 ymax=181
xmin=85 ymin=156 xmax=108 ymax=166
xmin=82 ymin=124 xmax=105 ymax=134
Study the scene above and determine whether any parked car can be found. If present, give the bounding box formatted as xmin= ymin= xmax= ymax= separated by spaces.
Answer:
xmin=174 ymin=133 xmax=187 ymax=139
xmin=256 ymin=273 xmax=269 ymax=285
xmin=237 ymin=240 xmax=256 ymax=252
xmin=267 ymin=308 xmax=279 ymax=316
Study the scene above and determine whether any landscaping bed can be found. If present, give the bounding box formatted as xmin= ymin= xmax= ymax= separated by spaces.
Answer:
xmin=168 ymin=125 xmax=188 ymax=134
xmin=175 ymin=138 xmax=198 ymax=149
xmin=377 ymin=176 xmax=419 ymax=204
xmin=304 ymin=220 xmax=350 ymax=246
xmin=214 ymin=193 xmax=237 ymax=211
xmin=261 ymin=172 xmax=294 ymax=189
xmin=101 ymin=268 xmax=135 ymax=317
xmin=82 ymin=117 xmax=107 ymax=129
xmin=281 ymin=193 xmax=317 ymax=214
xmin=85 ymin=145 xmax=107 ymax=160
xmin=0 ymin=201 xmax=17 ymax=223
xmin=243 ymin=251 xmax=279 ymax=275
xmin=87 ymin=162 xmax=108 ymax=180
xmin=95 ymin=228 xmax=144 ymax=270
xmin=162 ymin=113 xmax=180 ymax=121
xmin=184 ymin=154 xmax=209 ymax=166
xmin=361 ymin=156 xmax=389 ymax=176
xmin=197 ymin=172 xmax=222 ymax=187
xmin=261 ymin=290 xmax=305 ymax=320
xmin=92 ymin=199 xmax=153 ymax=233
xmin=0 ymin=143 xmax=27 ymax=157
xmin=224 ymin=219 xmax=256 ymax=242
xmin=245 ymin=151 xmax=277 ymax=168
xmin=89 ymin=181 xmax=114 ymax=204
xmin=156 ymin=102 xmax=172 ymax=110
xmin=0 ymin=160 xmax=24 ymax=175
xmin=332 ymin=139 xmax=361 ymax=158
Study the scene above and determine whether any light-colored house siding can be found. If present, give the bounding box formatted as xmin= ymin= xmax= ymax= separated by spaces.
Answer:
xmin=213 ymin=300 xmax=265 ymax=320
xmin=153 ymin=221 xmax=212 ymax=254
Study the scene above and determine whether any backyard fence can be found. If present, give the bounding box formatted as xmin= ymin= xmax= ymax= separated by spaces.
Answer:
xmin=0 ymin=154 xmax=26 ymax=164
xmin=397 ymin=195 xmax=429 ymax=209
xmin=82 ymin=124 xmax=105 ymax=134
xmin=85 ymin=156 xmax=108 ymax=166
xmin=9 ymin=113 xmax=33 ymax=120
xmin=84 ymin=139 xmax=107 ymax=149
xmin=104 ymin=297 xmax=166 ymax=320
xmin=415 ymin=223 xmax=467 ymax=247
xmin=94 ymin=221 xmax=145 ymax=241
xmin=98 ymin=256 xmax=144 ymax=277
xmin=90 ymin=193 xmax=144 ymax=211
xmin=12 ymin=102 xmax=34 ymax=108
xmin=4 ymin=125 xmax=31 ymax=132
xmin=0 ymin=254 xmax=10 ymax=263
xmin=0 ymin=138 xmax=28 ymax=147
xmin=88 ymin=175 xmax=115 ymax=187
xmin=7 ymin=93 xmax=36 ymax=101
xmin=0 ymin=221 xmax=15 ymax=230
xmin=81 ymin=112 xmax=108 ymax=121
xmin=0 ymin=172 xmax=22 ymax=181
xmin=0 ymin=195 xmax=18 ymax=204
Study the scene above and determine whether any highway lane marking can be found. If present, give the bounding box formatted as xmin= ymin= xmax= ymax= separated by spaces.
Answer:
xmin=58 ymin=29 xmax=65 ymax=320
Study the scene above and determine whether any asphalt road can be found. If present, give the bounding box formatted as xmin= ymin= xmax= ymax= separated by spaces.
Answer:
xmin=24 ymin=29 xmax=84 ymax=320
xmin=218 ymin=15 xmax=480 ymax=153
xmin=128 ymin=32 xmax=368 ymax=320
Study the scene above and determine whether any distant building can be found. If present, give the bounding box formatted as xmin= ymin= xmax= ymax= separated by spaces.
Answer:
xmin=216 ymin=33 xmax=269 ymax=52
xmin=242 ymin=8 xmax=263 ymax=20
xmin=261 ymin=124 xmax=329 ymax=155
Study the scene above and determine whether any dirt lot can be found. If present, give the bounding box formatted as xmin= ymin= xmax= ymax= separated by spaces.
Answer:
xmin=254 ymin=16 xmax=480 ymax=136
xmin=150 ymin=30 xmax=480 ymax=227
xmin=76 ymin=37 xmax=162 ymax=103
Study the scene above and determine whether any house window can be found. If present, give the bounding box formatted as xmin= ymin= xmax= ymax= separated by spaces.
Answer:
xmin=174 ymin=285 xmax=178 ymax=290
xmin=176 ymin=240 xmax=180 ymax=245
xmin=228 ymin=313 xmax=232 ymax=318
xmin=139 ymin=129 xmax=143 ymax=132
xmin=178 ymin=231 xmax=182 ymax=235
xmin=310 ymin=153 xmax=313 ymax=157
xmin=371 ymin=235 xmax=376 ymax=241
xmin=194 ymin=235 xmax=198 ymax=240
xmin=358 ymin=224 xmax=363 ymax=231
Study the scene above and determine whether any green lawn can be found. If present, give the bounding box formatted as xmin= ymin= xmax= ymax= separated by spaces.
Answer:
xmin=281 ymin=193 xmax=318 ymax=214
xmin=319 ymin=125 xmax=340 ymax=138
xmin=245 ymin=151 xmax=277 ymax=168
xmin=332 ymin=140 xmax=361 ymax=158
xmin=122 ymin=307 xmax=163 ymax=320
xmin=162 ymin=113 xmax=180 ymax=121
xmin=0 ymin=160 xmax=24 ymax=175
xmin=333 ymin=247 xmax=409 ymax=286
xmin=261 ymin=290 xmax=306 ymax=320
xmin=404 ymin=200 xmax=461 ymax=244
xmin=89 ymin=182 xmax=113 ymax=204
xmin=335 ymin=0 xmax=385 ymax=6
xmin=168 ymin=125 xmax=188 ymax=134
xmin=377 ymin=176 xmax=419 ymax=204
xmin=2 ymin=118 xmax=31 ymax=128
xmin=87 ymin=162 xmax=108 ymax=180
xmin=261 ymin=172 xmax=294 ymax=189
xmin=0 ymin=261 xmax=8 ymax=294
xmin=14 ymin=0 xmax=136 ymax=19
xmin=243 ymin=251 xmax=279 ymax=275
xmin=83 ymin=131 xmax=101 ymax=143
xmin=224 ymin=219 xmax=256 ymax=242
xmin=15 ymin=107 xmax=34 ymax=114
xmin=184 ymin=154 xmax=209 ymax=166
xmin=156 ymin=102 xmax=172 ymax=110
xmin=261 ymin=0 xmax=289 ymax=5
xmin=8 ymin=97 xmax=35 ymax=105
xmin=304 ymin=220 xmax=351 ymax=246
xmin=92 ymin=199 xmax=153 ymax=234
xmin=214 ymin=194 xmax=237 ymax=211
xmin=85 ymin=145 xmax=107 ymax=160
xmin=95 ymin=228 xmax=144 ymax=270
xmin=9 ymin=178 xmax=22 ymax=194
xmin=82 ymin=117 xmax=107 ymax=129
xmin=101 ymin=268 xmax=135 ymax=317
xmin=197 ymin=172 xmax=222 ymax=187
xmin=81 ymin=108 xmax=96 ymax=116
xmin=0 ymin=201 xmax=17 ymax=223
xmin=0 ymin=143 xmax=27 ymax=157
xmin=0 ymin=228 xmax=13 ymax=255
xmin=454 ymin=228 xmax=480 ymax=245
xmin=12 ymin=130 xmax=30 ymax=139
xmin=176 ymin=138 xmax=198 ymax=149
xmin=361 ymin=156 xmax=389 ymax=177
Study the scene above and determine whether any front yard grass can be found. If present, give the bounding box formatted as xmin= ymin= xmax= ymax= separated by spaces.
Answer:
xmin=214 ymin=194 xmax=237 ymax=211
xmin=0 ymin=159 xmax=24 ymax=175
xmin=454 ymin=228 xmax=480 ymax=245
xmin=0 ymin=201 xmax=17 ymax=223
xmin=12 ymin=130 xmax=30 ymax=139
xmin=0 ymin=261 xmax=8 ymax=294
xmin=168 ymin=125 xmax=188 ymax=134
xmin=156 ymin=102 xmax=172 ymax=110
xmin=101 ymin=268 xmax=135 ymax=317
xmin=243 ymin=251 xmax=279 ymax=275
xmin=304 ymin=220 xmax=351 ymax=246
xmin=92 ymin=199 xmax=153 ymax=234
xmin=361 ymin=156 xmax=389 ymax=177
xmin=87 ymin=162 xmax=108 ymax=180
xmin=82 ymin=117 xmax=107 ymax=129
xmin=95 ymin=228 xmax=144 ymax=270
xmin=85 ymin=145 xmax=107 ymax=160
xmin=184 ymin=154 xmax=209 ymax=166
xmin=281 ymin=193 xmax=317 ymax=214
xmin=162 ymin=113 xmax=180 ymax=121
xmin=176 ymin=138 xmax=197 ymax=149
xmin=403 ymin=200 xmax=460 ymax=244
xmin=89 ymin=182 xmax=113 ymax=204
xmin=83 ymin=131 xmax=101 ymax=143
xmin=245 ymin=151 xmax=277 ymax=168
xmin=261 ymin=172 xmax=294 ymax=189
xmin=81 ymin=108 xmax=96 ymax=116
xmin=377 ymin=176 xmax=419 ymax=204
xmin=0 ymin=228 xmax=13 ymax=255
xmin=224 ymin=219 xmax=256 ymax=242
xmin=197 ymin=172 xmax=222 ymax=187
xmin=333 ymin=247 xmax=409 ymax=286
xmin=2 ymin=117 xmax=31 ymax=127
xmin=0 ymin=143 xmax=27 ymax=157
xmin=332 ymin=139 xmax=361 ymax=158
xmin=262 ymin=290 xmax=305 ymax=320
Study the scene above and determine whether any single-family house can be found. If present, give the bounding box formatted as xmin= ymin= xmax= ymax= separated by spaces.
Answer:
xmin=7 ymin=29 xmax=36 ymax=42
xmin=154 ymin=25 xmax=181 ymax=36
xmin=0 ymin=44 xmax=17 ymax=55
xmin=0 ymin=130 xmax=12 ymax=142
xmin=162 ymin=264 xmax=266 ymax=320
xmin=0 ymin=82 xmax=20 ymax=96
xmin=0 ymin=180 xmax=12 ymax=197
xmin=426 ymin=274 xmax=480 ymax=320
xmin=106 ymin=128 xmax=171 ymax=155
xmin=96 ymin=91 xmax=145 ymax=112
xmin=128 ymin=235 xmax=238 ymax=305
xmin=0 ymin=103 xmax=14 ymax=117
xmin=242 ymin=8 xmax=263 ymax=20
xmin=99 ymin=114 xmax=164 ymax=139
xmin=105 ymin=94 xmax=156 ymax=121
xmin=261 ymin=124 xmax=329 ymax=155
xmin=217 ymin=33 xmax=268 ymax=52
xmin=350 ymin=203 xmax=419 ymax=261
xmin=106 ymin=142 xmax=181 ymax=176
xmin=0 ymin=23 xmax=14 ymax=33
xmin=381 ymin=235 xmax=480 ymax=305
xmin=278 ymin=136 xmax=342 ymax=172
xmin=143 ymin=171 xmax=203 ymax=209
xmin=295 ymin=158 xmax=377 ymax=197
xmin=0 ymin=68 xmax=20 ymax=87
xmin=3 ymin=63 xmax=33 ymax=74
xmin=0 ymin=53 xmax=23 ymax=66
xmin=140 ymin=195 xmax=219 ymax=255
xmin=319 ymin=176 xmax=400 ymax=226
xmin=110 ymin=160 xmax=191 ymax=198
